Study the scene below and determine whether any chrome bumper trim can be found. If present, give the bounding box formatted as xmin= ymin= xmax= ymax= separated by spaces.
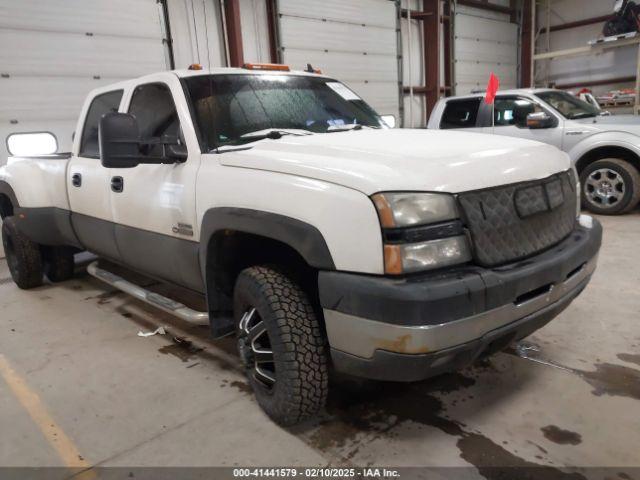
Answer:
xmin=324 ymin=255 xmax=597 ymax=359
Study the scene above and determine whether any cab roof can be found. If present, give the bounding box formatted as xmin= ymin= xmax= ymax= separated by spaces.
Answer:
xmin=447 ymin=88 xmax=557 ymax=100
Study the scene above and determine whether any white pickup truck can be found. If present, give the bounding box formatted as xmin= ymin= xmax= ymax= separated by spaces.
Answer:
xmin=428 ymin=88 xmax=640 ymax=215
xmin=0 ymin=66 xmax=601 ymax=425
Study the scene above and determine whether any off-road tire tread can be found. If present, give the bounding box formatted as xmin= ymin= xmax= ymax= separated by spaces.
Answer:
xmin=1 ymin=217 xmax=43 ymax=289
xmin=581 ymin=158 xmax=640 ymax=215
xmin=234 ymin=266 xmax=328 ymax=426
xmin=43 ymin=247 xmax=75 ymax=283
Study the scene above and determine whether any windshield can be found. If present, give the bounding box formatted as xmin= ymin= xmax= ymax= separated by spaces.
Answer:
xmin=184 ymin=74 xmax=385 ymax=149
xmin=535 ymin=91 xmax=600 ymax=119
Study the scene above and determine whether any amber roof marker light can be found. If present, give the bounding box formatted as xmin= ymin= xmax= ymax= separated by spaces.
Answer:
xmin=188 ymin=64 xmax=203 ymax=70
xmin=242 ymin=63 xmax=291 ymax=72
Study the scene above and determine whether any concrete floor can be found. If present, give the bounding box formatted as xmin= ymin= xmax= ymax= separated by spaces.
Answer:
xmin=0 ymin=213 xmax=639 ymax=478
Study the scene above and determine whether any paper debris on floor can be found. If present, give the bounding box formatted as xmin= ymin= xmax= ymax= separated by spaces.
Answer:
xmin=137 ymin=326 xmax=167 ymax=337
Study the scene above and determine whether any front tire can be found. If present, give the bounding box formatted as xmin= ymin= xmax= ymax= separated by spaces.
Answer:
xmin=234 ymin=266 xmax=329 ymax=426
xmin=580 ymin=158 xmax=640 ymax=215
xmin=1 ymin=216 xmax=43 ymax=289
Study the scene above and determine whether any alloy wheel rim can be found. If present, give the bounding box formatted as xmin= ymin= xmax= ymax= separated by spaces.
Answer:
xmin=584 ymin=168 xmax=625 ymax=209
xmin=238 ymin=307 xmax=276 ymax=389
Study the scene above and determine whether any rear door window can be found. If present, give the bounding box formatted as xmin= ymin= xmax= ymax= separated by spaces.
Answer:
xmin=440 ymin=98 xmax=482 ymax=129
xmin=79 ymin=90 xmax=123 ymax=158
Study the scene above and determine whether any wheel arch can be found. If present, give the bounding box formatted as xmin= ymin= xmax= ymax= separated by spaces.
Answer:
xmin=0 ymin=181 xmax=18 ymax=219
xmin=575 ymin=145 xmax=640 ymax=175
xmin=199 ymin=207 xmax=335 ymax=337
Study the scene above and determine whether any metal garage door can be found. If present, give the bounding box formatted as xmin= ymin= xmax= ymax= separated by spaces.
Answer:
xmin=276 ymin=0 xmax=401 ymax=121
xmin=0 ymin=0 xmax=171 ymax=164
xmin=454 ymin=4 xmax=517 ymax=95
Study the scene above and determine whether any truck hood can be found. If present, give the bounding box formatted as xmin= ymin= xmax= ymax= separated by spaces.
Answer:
xmin=572 ymin=114 xmax=640 ymax=136
xmin=217 ymin=129 xmax=570 ymax=195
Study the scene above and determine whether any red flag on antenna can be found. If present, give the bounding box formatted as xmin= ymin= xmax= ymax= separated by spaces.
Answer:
xmin=484 ymin=72 xmax=500 ymax=105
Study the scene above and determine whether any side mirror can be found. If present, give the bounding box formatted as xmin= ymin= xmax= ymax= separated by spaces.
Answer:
xmin=99 ymin=112 xmax=141 ymax=168
xmin=167 ymin=143 xmax=188 ymax=161
xmin=526 ymin=112 xmax=555 ymax=129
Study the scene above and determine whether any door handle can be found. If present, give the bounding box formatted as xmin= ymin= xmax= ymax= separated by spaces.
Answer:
xmin=72 ymin=173 xmax=82 ymax=187
xmin=111 ymin=176 xmax=124 ymax=193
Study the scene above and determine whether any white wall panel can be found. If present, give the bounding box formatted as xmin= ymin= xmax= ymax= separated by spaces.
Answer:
xmin=167 ymin=0 xmax=227 ymax=70
xmin=277 ymin=0 xmax=400 ymax=119
xmin=454 ymin=6 xmax=517 ymax=95
xmin=0 ymin=0 xmax=170 ymax=165
xmin=240 ymin=0 xmax=271 ymax=63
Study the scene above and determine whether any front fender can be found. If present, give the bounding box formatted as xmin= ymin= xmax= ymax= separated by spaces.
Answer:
xmin=567 ymin=131 xmax=640 ymax=164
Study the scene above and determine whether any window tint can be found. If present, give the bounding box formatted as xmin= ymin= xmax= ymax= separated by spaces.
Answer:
xmin=128 ymin=83 xmax=181 ymax=157
xmin=440 ymin=99 xmax=481 ymax=129
xmin=80 ymin=90 xmax=123 ymax=158
xmin=494 ymin=97 xmax=544 ymax=128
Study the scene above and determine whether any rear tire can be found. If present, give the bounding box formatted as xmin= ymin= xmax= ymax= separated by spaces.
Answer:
xmin=234 ymin=266 xmax=329 ymax=426
xmin=43 ymin=246 xmax=75 ymax=283
xmin=1 ymin=217 xmax=43 ymax=289
xmin=580 ymin=158 xmax=640 ymax=215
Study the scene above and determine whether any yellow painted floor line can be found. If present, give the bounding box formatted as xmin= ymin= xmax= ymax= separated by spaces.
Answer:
xmin=0 ymin=353 xmax=94 ymax=476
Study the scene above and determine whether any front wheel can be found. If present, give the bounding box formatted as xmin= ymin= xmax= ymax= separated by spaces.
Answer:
xmin=580 ymin=158 xmax=640 ymax=215
xmin=233 ymin=266 xmax=329 ymax=426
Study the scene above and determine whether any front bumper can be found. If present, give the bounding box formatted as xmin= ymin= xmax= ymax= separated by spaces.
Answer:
xmin=319 ymin=219 xmax=602 ymax=382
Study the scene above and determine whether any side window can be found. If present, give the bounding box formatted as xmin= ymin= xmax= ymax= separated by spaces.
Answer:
xmin=494 ymin=97 xmax=544 ymax=128
xmin=128 ymin=83 xmax=182 ymax=157
xmin=79 ymin=90 xmax=123 ymax=158
xmin=440 ymin=99 xmax=481 ymax=129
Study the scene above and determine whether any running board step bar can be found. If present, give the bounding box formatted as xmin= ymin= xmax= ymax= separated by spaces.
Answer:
xmin=87 ymin=261 xmax=209 ymax=325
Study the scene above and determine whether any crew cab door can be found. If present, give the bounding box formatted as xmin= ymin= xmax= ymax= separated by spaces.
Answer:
xmin=488 ymin=95 xmax=563 ymax=148
xmin=437 ymin=97 xmax=488 ymax=133
xmin=109 ymin=75 xmax=203 ymax=291
xmin=67 ymin=88 xmax=123 ymax=260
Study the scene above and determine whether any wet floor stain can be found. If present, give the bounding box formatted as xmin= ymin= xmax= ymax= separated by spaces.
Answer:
xmin=617 ymin=353 xmax=640 ymax=367
xmin=220 ymin=378 xmax=252 ymax=394
xmin=580 ymin=362 xmax=640 ymax=402
xmin=158 ymin=336 xmax=204 ymax=362
xmin=301 ymin=372 xmax=586 ymax=479
xmin=85 ymin=290 xmax=121 ymax=305
xmin=541 ymin=425 xmax=582 ymax=446
xmin=509 ymin=342 xmax=640 ymax=402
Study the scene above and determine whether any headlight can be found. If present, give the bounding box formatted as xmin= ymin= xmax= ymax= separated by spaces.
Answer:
xmin=372 ymin=192 xmax=472 ymax=274
xmin=371 ymin=192 xmax=459 ymax=228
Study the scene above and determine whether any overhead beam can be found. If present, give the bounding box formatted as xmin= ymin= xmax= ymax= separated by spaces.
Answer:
xmin=554 ymin=76 xmax=636 ymax=89
xmin=223 ymin=0 xmax=244 ymax=67
xmin=457 ymin=0 xmax=514 ymax=16
xmin=547 ymin=15 xmax=610 ymax=33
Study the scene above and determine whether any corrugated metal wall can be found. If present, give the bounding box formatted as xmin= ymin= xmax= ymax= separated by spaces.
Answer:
xmin=0 ymin=0 xmax=171 ymax=164
xmin=277 ymin=0 xmax=401 ymax=121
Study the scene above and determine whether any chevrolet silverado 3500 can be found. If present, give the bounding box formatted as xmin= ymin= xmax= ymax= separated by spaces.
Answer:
xmin=0 ymin=66 xmax=601 ymax=425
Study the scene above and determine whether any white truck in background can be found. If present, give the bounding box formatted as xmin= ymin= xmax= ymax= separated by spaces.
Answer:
xmin=0 ymin=66 xmax=601 ymax=425
xmin=428 ymin=88 xmax=640 ymax=215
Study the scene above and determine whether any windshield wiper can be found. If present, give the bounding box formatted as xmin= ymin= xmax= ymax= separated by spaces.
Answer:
xmin=571 ymin=112 xmax=597 ymax=119
xmin=327 ymin=124 xmax=379 ymax=133
xmin=240 ymin=128 xmax=314 ymax=141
